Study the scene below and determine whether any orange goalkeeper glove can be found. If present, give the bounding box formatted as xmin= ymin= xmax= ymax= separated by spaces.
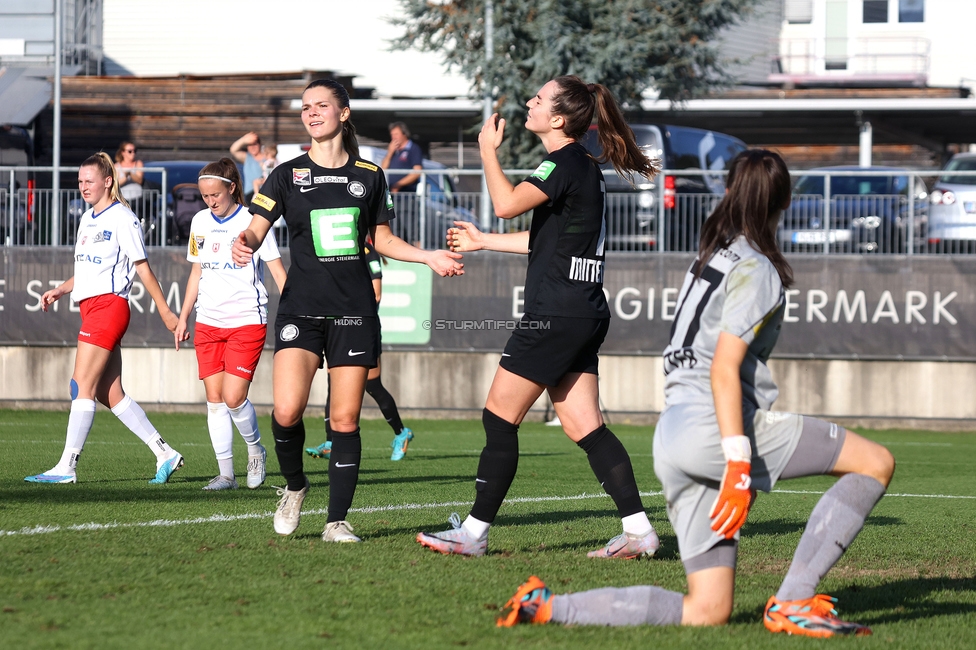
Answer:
xmin=709 ymin=436 xmax=756 ymax=539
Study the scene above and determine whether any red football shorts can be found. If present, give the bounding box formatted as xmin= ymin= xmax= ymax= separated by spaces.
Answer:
xmin=194 ymin=323 xmax=267 ymax=380
xmin=78 ymin=294 xmax=131 ymax=350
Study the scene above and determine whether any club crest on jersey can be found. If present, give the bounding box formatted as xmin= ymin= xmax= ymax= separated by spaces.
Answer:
xmin=212 ymin=242 xmax=220 ymax=253
xmin=92 ymin=230 xmax=113 ymax=243
xmin=279 ymin=324 xmax=299 ymax=341
xmin=347 ymin=181 xmax=366 ymax=198
xmin=80 ymin=236 xmax=87 ymax=245
xmin=292 ymin=168 xmax=312 ymax=186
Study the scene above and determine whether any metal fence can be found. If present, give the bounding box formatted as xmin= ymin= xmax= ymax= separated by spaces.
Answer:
xmin=5 ymin=166 xmax=976 ymax=255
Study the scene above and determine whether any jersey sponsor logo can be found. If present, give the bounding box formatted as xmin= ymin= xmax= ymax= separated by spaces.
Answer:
xmin=75 ymin=254 xmax=103 ymax=264
xmin=279 ymin=324 xmax=299 ymax=341
xmin=299 ymin=186 xmax=318 ymax=193
xmin=531 ymin=161 xmax=556 ymax=180
xmin=189 ymin=233 xmax=199 ymax=256
xmin=92 ymin=230 xmax=113 ymax=243
xmin=251 ymin=193 xmax=276 ymax=211
xmin=347 ymin=181 xmax=366 ymax=198
xmin=717 ymin=247 xmax=742 ymax=263
xmin=569 ymin=256 xmax=604 ymax=283
xmin=310 ymin=207 xmax=361 ymax=257
xmin=314 ymin=175 xmax=348 ymax=183
xmin=292 ymin=168 xmax=311 ymax=186
xmin=200 ymin=261 xmax=242 ymax=270
xmin=385 ymin=191 xmax=394 ymax=210
xmin=369 ymin=260 xmax=381 ymax=275
xmin=355 ymin=160 xmax=378 ymax=172
xmin=334 ymin=317 xmax=363 ymax=326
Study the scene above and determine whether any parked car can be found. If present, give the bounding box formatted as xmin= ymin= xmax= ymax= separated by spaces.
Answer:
xmin=779 ymin=166 xmax=928 ymax=253
xmin=928 ymin=153 xmax=976 ymax=252
xmin=0 ymin=125 xmax=36 ymax=245
xmin=582 ymin=123 xmax=747 ymax=251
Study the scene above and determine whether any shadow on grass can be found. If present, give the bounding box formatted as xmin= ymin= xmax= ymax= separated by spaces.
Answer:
xmin=733 ymin=576 xmax=976 ymax=625
xmin=743 ymin=515 xmax=902 ymax=538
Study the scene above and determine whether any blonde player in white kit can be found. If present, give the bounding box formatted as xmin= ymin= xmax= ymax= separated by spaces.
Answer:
xmin=26 ymin=152 xmax=184 ymax=485
xmin=175 ymin=158 xmax=287 ymax=491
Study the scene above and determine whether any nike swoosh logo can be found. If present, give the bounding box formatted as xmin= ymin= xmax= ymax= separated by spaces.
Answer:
xmin=335 ymin=463 xmax=356 ymax=468
xmin=475 ymin=479 xmax=487 ymax=483
xmin=299 ymin=186 xmax=317 ymax=193
xmin=348 ymin=350 xmax=366 ymax=356
xmin=501 ymin=353 xmax=511 ymax=357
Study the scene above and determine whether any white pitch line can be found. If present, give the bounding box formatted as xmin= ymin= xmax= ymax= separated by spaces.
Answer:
xmin=2 ymin=488 xmax=974 ymax=539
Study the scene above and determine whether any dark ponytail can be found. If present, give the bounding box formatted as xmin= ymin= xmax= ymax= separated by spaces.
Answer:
xmin=199 ymin=157 xmax=246 ymax=206
xmin=303 ymin=78 xmax=360 ymax=160
xmin=550 ymin=75 xmax=661 ymax=184
xmin=696 ymin=149 xmax=794 ymax=288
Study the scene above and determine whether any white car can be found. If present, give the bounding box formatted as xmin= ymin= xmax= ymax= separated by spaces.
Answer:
xmin=928 ymin=153 xmax=976 ymax=252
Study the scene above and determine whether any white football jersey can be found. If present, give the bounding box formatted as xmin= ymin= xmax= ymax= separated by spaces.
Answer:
xmin=187 ymin=204 xmax=281 ymax=328
xmin=71 ymin=201 xmax=147 ymax=302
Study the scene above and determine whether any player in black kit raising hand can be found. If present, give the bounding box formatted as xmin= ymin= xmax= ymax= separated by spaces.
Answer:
xmin=417 ymin=76 xmax=661 ymax=558
xmin=232 ymin=79 xmax=463 ymax=544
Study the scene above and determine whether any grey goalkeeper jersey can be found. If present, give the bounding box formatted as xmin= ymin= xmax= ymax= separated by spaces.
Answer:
xmin=663 ymin=236 xmax=785 ymax=411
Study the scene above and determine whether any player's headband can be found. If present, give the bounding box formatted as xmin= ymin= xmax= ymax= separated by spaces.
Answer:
xmin=199 ymin=174 xmax=233 ymax=184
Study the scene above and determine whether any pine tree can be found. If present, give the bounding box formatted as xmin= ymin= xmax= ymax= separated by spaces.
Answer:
xmin=391 ymin=0 xmax=759 ymax=167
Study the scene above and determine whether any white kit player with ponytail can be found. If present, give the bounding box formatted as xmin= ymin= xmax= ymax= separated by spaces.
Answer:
xmin=25 ymin=152 xmax=184 ymax=485
xmin=175 ymin=158 xmax=287 ymax=491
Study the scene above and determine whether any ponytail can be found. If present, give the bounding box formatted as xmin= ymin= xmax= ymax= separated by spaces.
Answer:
xmin=551 ymin=76 xmax=661 ymax=185
xmin=81 ymin=151 xmax=129 ymax=209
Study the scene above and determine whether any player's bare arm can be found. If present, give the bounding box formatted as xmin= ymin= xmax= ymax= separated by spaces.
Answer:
xmin=370 ymin=223 xmax=464 ymax=277
xmin=448 ymin=220 xmax=529 ymax=255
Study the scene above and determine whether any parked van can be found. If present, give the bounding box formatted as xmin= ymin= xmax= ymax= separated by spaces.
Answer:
xmin=583 ymin=124 xmax=746 ymax=251
xmin=0 ymin=125 xmax=36 ymax=245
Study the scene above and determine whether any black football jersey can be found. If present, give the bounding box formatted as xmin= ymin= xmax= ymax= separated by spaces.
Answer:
xmin=250 ymin=154 xmax=394 ymax=316
xmin=522 ymin=142 xmax=610 ymax=318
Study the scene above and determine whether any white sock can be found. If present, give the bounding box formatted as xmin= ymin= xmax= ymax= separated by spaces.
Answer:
xmin=227 ymin=399 xmax=261 ymax=449
xmin=462 ymin=515 xmax=490 ymax=540
xmin=207 ymin=401 xmax=235 ymax=475
xmin=112 ymin=395 xmax=172 ymax=459
xmin=621 ymin=512 xmax=654 ymax=537
xmin=56 ymin=399 xmax=96 ymax=471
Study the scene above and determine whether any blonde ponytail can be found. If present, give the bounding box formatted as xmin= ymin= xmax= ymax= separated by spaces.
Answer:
xmin=81 ymin=151 xmax=130 ymax=209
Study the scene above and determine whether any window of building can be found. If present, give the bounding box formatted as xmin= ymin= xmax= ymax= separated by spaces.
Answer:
xmin=899 ymin=0 xmax=924 ymax=22
xmin=863 ymin=0 xmax=888 ymax=23
xmin=785 ymin=0 xmax=814 ymax=23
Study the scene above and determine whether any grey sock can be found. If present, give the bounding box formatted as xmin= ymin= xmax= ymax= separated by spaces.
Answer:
xmin=776 ymin=473 xmax=886 ymax=601
xmin=551 ymin=586 xmax=683 ymax=626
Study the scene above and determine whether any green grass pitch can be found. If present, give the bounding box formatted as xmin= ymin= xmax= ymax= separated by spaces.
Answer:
xmin=2 ymin=409 xmax=975 ymax=648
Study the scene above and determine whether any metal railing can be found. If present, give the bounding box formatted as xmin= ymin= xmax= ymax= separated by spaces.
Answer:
xmin=6 ymin=166 xmax=976 ymax=256
xmin=1 ymin=166 xmax=169 ymax=246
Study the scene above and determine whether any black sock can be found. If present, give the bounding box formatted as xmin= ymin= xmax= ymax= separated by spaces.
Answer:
xmin=272 ymin=412 xmax=307 ymax=491
xmin=365 ymin=377 xmax=404 ymax=434
xmin=328 ymin=428 xmax=362 ymax=522
xmin=469 ymin=408 xmax=519 ymax=524
xmin=324 ymin=374 xmax=333 ymax=442
xmin=577 ymin=425 xmax=644 ymax=518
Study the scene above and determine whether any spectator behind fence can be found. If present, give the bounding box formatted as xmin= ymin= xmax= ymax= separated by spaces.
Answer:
xmin=257 ymin=143 xmax=279 ymax=196
xmin=381 ymin=121 xmax=423 ymax=194
xmin=229 ymin=132 xmax=267 ymax=204
xmin=115 ymin=141 xmax=144 ymax=203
